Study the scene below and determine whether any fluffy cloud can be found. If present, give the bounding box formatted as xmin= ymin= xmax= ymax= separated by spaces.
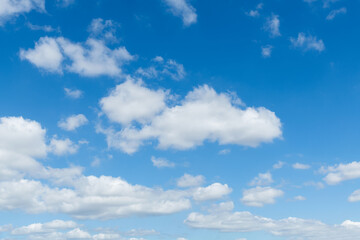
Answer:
xmin=88 ymin=18 xmax=119 ymax=42
xmin=100 ymin=80 xmax=282 ymax=154
xmin=11 ymin=220 xmax=77 ymax=235
xmin=349 ymin=189 xmax=360 ymax=202
xmin=185 ymin=202 xmax=360 ymax=239
xmin=177 ymin=174 xmax=205 ymax=188
xmin=0 ymin=116 xmax=47 ymax=158
xmin=100 ymin=79 xmax=167 ymax=125
xmin=290 ymin=33 xmax=325 ymax=52
xmin=249 ymin=172 xmax=273 ymax=186
xmin=48 ymin=137 xmax=79 ymax=155
xmin=58 ymin=114 xmax=88 ymax=131
xmin=20 ymin=32 xmax=134 ymax=77
xmin=326 ymin=7 xmax=347 ymax=20
xmin=264 ymin=15 xmax=280 ymax=37
xmin=292 ymin=162 xmax=311 ymax=170
xmin=192 ymin=183 xmax=232 ymax=201
xmin=0 ymin=0 xmax=45 ymax=25
xmin=163 ymin=0 xmax=197 ymax=26
xmin=151 ymin=156 xmax=175 ymax=168
xmin=321 ymin=161 xmax=360 ymax=185
xmin=20 ymin=36 xmax=64 ymax=73
xmin=241 ymin=186 xmax=283 ymax=207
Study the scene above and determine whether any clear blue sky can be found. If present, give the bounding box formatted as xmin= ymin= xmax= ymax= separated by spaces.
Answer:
xmin=1 ymin=0 xmax=360 ymax=239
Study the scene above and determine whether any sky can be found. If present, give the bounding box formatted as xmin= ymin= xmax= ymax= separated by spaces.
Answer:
xmin=1 ymin=0 xmax=360 ymax=239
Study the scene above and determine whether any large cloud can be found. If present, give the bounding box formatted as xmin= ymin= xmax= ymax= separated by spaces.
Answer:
xmin=99 ymin=80 xmax=282 ymax=154
xmin=185 ymin=202 xmax=360 ymax=239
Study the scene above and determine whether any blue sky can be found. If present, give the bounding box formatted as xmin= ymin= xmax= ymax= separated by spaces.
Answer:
xmin=1 ymin=0 xmax=360 ymax=239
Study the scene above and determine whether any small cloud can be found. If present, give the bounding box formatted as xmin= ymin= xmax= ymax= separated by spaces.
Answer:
xmin=151 ymin=156 xmax=175 ymax=168
xmin=294 ymin=195 xmax=306 ymax=201
xmin=326 ymin=7 xmax=347 ymax=20
xmin=292 ymin=163 xmax=311 ymax=170
xmin=58 ymin=114 xmax=88 ymax=131
xmin=246 ymin=3 xmax=263 ymax=17
xmin=273 ymin=161 xmax=285 ymax=169
xmin=219 ymin=149 xmax=231 ymax=155
xmin=48 ymin=137 xmax=79 ymax=156
xmin=290 ymin=33 xmax=325 ymax=52
xmin=250 ymin=172 xmax=273 ymax=186
xmin=27 ymin=22 xmax=59 ymax=32
xmin=64 ymin=88 xmax=83 ymax=99
xmin=163 ymin=0 xmax=197 ymax=26
xmin=261 ymin=45 xmax=273 ymax=58
xmin=177 ymin=173 xmax=205 ymax=187
xmin=264 ymin=14 xmax=281 ymax=37
xmin=304 ymin=181 xmax=325 ymax=189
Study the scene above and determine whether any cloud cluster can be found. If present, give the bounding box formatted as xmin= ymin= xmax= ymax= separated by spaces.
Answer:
xmin=99 ymin=79 xmax=282 ymax=154
xmin=0 ymin=116 xmax=231 ymax=219
xmin=185 ymin=201 xmax=360 ymax=239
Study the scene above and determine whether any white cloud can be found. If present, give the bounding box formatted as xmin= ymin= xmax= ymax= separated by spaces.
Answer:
xmin=249 ymin=172 xmax=273 ymax=186
xmin=163 ymin=0 xmax=197 ymax=26
xmin=241 ymin=186 xmax=283 ymax=207
xmin=12 ymin=220 xmax=77 ymax=235
xmin=177 ymin=174 xmax=205 ymax=188
xmin=100 ymin=79 xmax=167 ymax=125
xmin=64 ymin=88 xmax=83 ymax=99
xmin=219 ymin=149 xmax=231 ymax=155
xmin=294 ymin=195 xmax=306 ymax=201
xmin=20 ymin=37 xmax=64 ymax=73
xmin=20 ymin=33 xmax=134 ymax=77
xmin=261 ymin=45 xmax=273 ymax=58
xmin=100 ymin=81 xmax=282 ymax=154
xmin=48 ymin=137 xmax=79 ymax=155
xmin=58 ymin=114 xmax=88 ymax=131
xmin=193 ymin=183 xmax=232 ymax=201
xmin=273 ymin=161 xmax=285 ymax=169
xmin=349 ymin=189 xmax=360 ymax=202
xmin=292 ymin=162 xmax=311 ymax=170
xmin=57 ymin=0 xmax=75 ymax=7
xmin=185 ymin=202 xmax=360 ymax=239
xmin=0 ymin=0 xmax=45 ymax=25
xmin=290 ymin=33 xmax=325 ymax=52
xmin=321 ymin=161 xmax=360 ymax=185
xmin=151 ymin=156 xmax=175 ymax=168
xmin=264 ymin=15 xmax=280 ymax=37
xmin=27 ymin=22 xmax=59 ymax=32
xmin=326 ymin=7 xmax=347 ymax=20
xmin=246 ymin=3 xmax=263 ymax=17
xmin=0 ymin=116 xmax=47 ymax=158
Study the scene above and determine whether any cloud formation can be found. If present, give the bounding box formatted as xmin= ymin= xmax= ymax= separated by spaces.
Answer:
xmin=163 ymin=0 xmax=197 ymax=26
xmin=0 ymin=0 xmax=45 ymax=25
xmin=290 ymin=33 xmax=325 ymax=52
xmin=99 ymin=80 xmax=282 ymax=154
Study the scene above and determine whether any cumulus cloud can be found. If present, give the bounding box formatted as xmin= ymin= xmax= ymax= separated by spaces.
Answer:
xmin=249 ymin=172 xmax=273 ymax=186
xmin=64 ymin=88 xmax=83 ymax=99
xmin=264 ymin=15 xmax=280 ymax=37
xmin=185 ymin=201 xmax=360 ymax=239
xmin=290 ymin=33 xmax=325 ymax=52
xmin=0 ymin=0 xmax=45 ymax=25
xmin=20 ymin=25 xmax=134 ymax=77
xmin=48 ymin=137 xmax=79 ymax=155
xmin=151 ymin=156 xmax=175 ymax=168
xmin=100 ymin=79 xmax=167 ymax=125
xmin=241 ymin=186 xmax=283 ymax=207
xmin=88 ymin=18 xmax=119 ymax=42
xmin=163 ymin=0 xmax=197 ymax=26
xmin=294 ymin=195 xmax=306 ymax=201
xmin=292 ymin=162 xmax=311 ymax=170
xmin=177 ymin=174 xmax=205 ymax=188
xmin=273 ymin=161 xmax=285 ymax=169
xmin=99 ymin=80 xmax=282 ymax=154
xmin=0 ymin=116 xmax=47 ymax=158
xmin=192 ymin=183 xmax=232 ymax=201
xmin=326 ymin=7 xmax=347 ymax=20
xmin=11 ymin=220 xmax=77 ymax=235
xmin=321 ymin=161 xmax=360 ymax=185
xmin=58 ymin=114 xmax=88 ymax=131
xmin=20 ymin=37 xmax=64 ymax=73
